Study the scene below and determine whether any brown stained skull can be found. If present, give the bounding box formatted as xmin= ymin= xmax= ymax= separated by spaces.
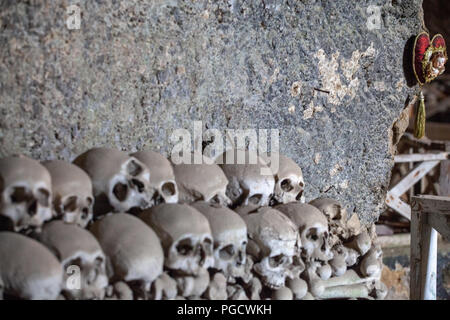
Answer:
xmin=173 ymin=159 xmax=231 ymax=206
xmin=0 ymin=232 xmax=63 ymax=300
xmin=217 ymin=150 xmax=275 ymax=208
xmin=191 ymin=202 xmax=247 ymax=281
xmin=0 ymin=156 xmax=53 ymax=232
xmin=131 ymin=151 xmax=178 ymax=205
xmin=73 ymin=148 xmax=153 ymax=216
xmin=139 ymin=203 xmax=214 ymax=276
xmin=89 ymin=213 xmax=164 ymax=297
xmin=263 ymin=153 xmax=305 ymax=204
xmin=243 ymin=207 xmax=304 ymax=289
xmin=42 ymin=160 xmax=94 ymax=228
xmin=38 ymin=221 xmax=108 ymax=300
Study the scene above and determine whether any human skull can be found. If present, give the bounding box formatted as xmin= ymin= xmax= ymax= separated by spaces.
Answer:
xmin=139 ymin=203 xmax=214 ymax=275
xmin=191 ymin=201 xmax=247 ymax=280
xmin=263 ymin=153 xmax=305 ymax=204
xmin=243 ymin=207 xmax=303 ymax=289
xmin=0 ymin=156 xmax=53 ymax=232
xmin=217 ymin=150 xmax=275 ymax=207
xmin=309 ymin=197 xmax=349 ymax=244
xmin=131 ymin=151 xmax=178 ymax=205
xmin=38 ymin=221 xmax=108 ymax=300
xmin=173 ymin=159 xmax=231 ymax=206
xmin=42 ymin=160 xmax=94 ymax=228
xmin=276 ymin=203 xmax=333 ymax=263
xmin=0 ymin=232 xmax=63 ymax=299
xmin=89 ymin=213 xmax=164 ymax=297
xmin=73 ymin=148 xmax=153 ymax=216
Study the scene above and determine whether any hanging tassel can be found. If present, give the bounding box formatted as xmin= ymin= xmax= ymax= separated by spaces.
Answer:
xmin=414 ymin=91 xmax=426 ymax=139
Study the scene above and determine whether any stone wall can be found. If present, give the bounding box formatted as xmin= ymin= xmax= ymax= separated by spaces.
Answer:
xmin=0 ymin=0 xmax=423 ymax=224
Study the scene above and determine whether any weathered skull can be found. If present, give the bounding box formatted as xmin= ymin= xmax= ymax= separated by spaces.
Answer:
xmin=191 ymin=201 xmax=247 ymax=280
xmin=173 ymin=157 xmax=231 ymax=206
xmin=0 ymin=232 xmax=63 ymax=299
xmin=42 ymin=160 xmax=94 ymax=228
xmin=139 ymin=203 xmax=214 ymax=275
xmin=263 ymin=153 xmax=305 ymax=204
xmin=131 ymin=151 xmax=178 ymax=205
xmin=89 ymin=213 xmax=164 ymax=297
xmin=309 ymin=197 xmax=349 ymax=244
xmin=217 ymin=150 xmax=275 ymax=207
xmin=0 ymin=156 xmax=53 ymax=232
xmin=243 ymin=207 xmax=303 ymax=289
xmin=276 ymin=203 xmax=333 ymax=263
xmin=38 ymin=221 xmax=108 ymax=300
xmin=73 ymin=148 xmax=152 ymax=216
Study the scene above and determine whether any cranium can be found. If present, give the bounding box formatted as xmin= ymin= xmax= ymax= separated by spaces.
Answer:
xmin=42 ymin=160 xmax=94 ymax=228
xmin=264 ymin=153 xmax=305 ymax=204
xmin=89 ymin=213 xmax=164 ymax=297
xmin=139 ymin=203 xmax=214 ymax=275
xmin=0 ymin=156 xmax=53 ymax=232
xmin=276 ymin=203 xmax=333 ymax=263
xmin=73 ymin=148 xmax=152 ymax=216
xmin=191 ymin=201 xmax=247 ymax=280
xmin=243 ymin=207 xmax=303 ymax=289
xmin=173 ymin=157 xmax=231 ymax=206
xmin=309 ymin=197 xmax=349 ymax=244
xmin=131 ymin=151 xmax=178 ymax=205
xmin=0 ymin=232 xmax=63 ymax=299
xmin=217 ymin=150 xmax=275 ymax=207
xmin=38 ymin=221 xmax=108 ymax=300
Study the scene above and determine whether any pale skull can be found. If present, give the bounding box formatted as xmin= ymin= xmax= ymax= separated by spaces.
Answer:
xmin=173 ymin=157 xmax=231 ymax=206
xmin=38 ymin=221 xmax=108 ymax=300
xmin=276 ymin=203 xmax=333 ymax=263
xmin=0 ymin=232 xmax=63 ymax=300
xmin=217 ymin=150 xmax=275 ymax=207
xmin=243 ymin=207 xmax=303 ymax=289
xmin=42 ymin=160 xmax=94 ymax=228
xmin=89 ymin=213 xmax=164 ymax=297
xmin=139 ymin=203 xmax=214 ymax=275
xmin=191 ymin=201 xmax=247 ymax=280
xmin=263 ymin=153 xmax=305 ymax=204
xmin=73 ymin=148 xmax=153 ymax=216
xmin=0 ymin=156 xmax=53 ymax=232
xmin=131 ymin=151 xmax=178 ymax=205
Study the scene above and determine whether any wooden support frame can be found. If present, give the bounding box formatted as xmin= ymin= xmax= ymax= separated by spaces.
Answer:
xmin=410 ymin=195 xmax=450 ymax=300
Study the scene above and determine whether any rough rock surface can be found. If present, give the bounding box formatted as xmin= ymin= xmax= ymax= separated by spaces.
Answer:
xmin=0 ymin=0 xmax=423 ymax=224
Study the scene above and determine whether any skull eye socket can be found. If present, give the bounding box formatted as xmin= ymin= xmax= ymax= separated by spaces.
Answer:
xmin=306 ymin=228 xmax=319 ymax=241
xmin=113 ymin=182 xmax=128 ymax=201
xmin=10 ymin=186 xmax=30 ymax=203
xmin=63 ymin=196 xmax=78 ymax=212
xmin=248 ymin=194 xmax=262 ymax=205
xmin=176 ymin=238 xmax=194 ymax=255
xmin=127 ymin=160 xmax=143 ymax=176
xmin=130 ymin=178 xmax=145 ymax=193
xmin=219 ymin=245 xmax=235 ymax=260
xmin=86 ymin=197 xmax=93 ymax=206
xmin=280 ymin=179 xmax=294 ymax=192
xmin=36 ymin=188 xmax=50 ymax=206
xmin=161 ymin=182 xmax=176 ymax=196
xmin=269 ymin=254 xmax=287 ymax=268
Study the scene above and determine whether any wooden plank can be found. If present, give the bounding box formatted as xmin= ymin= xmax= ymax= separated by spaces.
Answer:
xmin=394 ymin=152 xmax=448 ymax=163
xmin=413 ymin=195 xmax=450 ymax=216
xmin=427 ymin=212 xmax=450 ymax=242
xmin=385 ymin=194 xmax=411 ymax=220
xmin=389 ymin=161 xmax=440 ymax=197
xmin=410 ymin=202 xmax=436 ymax=300
xmin=439 ymin=142 xmax=450 ymax=197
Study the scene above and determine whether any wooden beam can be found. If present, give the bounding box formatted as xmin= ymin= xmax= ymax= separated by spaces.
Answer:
xmin=413 ymin=195 xmax=450 ymax=216
xmin=427 ymin=212 xmax=450 ymax=242
xmin=389 ymin=161 xmax=440 ymax=197
xmin=394 ymin=152 xmax=448 ymax=163
xmin=439 ymin=142 xmax=450 ymax=197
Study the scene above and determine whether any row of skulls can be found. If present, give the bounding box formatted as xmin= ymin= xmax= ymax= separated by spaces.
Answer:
xmin=0 ymin=148 xmax=385 ymax=300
